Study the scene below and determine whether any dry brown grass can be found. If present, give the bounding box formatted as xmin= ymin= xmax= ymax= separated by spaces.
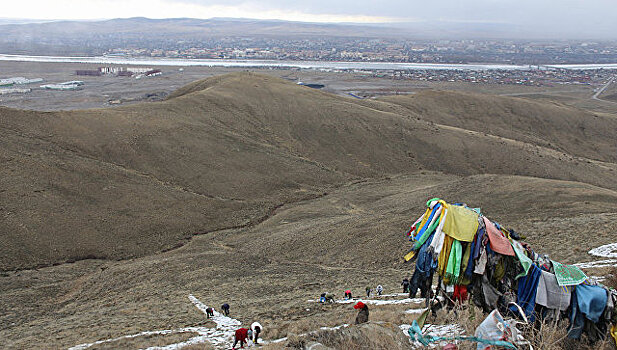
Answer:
xmin=266 ymin=322 xmax=410 ymax=350
xmin=604 ymin=267 xmax=617 ymax=290
xmin=87 ymin=332 xmax=199 ymax=349
xmin=428 ymin=301 xmax=617 ymax=350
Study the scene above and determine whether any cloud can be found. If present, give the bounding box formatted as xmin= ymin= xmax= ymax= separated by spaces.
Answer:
xmin=2 ymin=0 xmax=616 ymax=37
xmin=1 ymin=0 xmax=402 ymax=22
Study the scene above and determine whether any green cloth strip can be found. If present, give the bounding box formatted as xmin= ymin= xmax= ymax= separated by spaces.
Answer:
xmin=445 ymin=239 xmax=462 ymax=283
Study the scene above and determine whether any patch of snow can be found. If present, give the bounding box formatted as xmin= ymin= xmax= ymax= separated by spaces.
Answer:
xmin=400 ymin=323 xmax=465 ymax=348
xmin=306 ymin=297 xmax=425 ymax=305
xmin=374 ymin=293 xmax=409 ymax=298
xmin=574 ymin=259 xmax=617 ymax=269
xmin=589 ymin=243 xmax=617 ymax=258
xmin=404 ymin=308 xmax=427 ymax=314
xmin=589 ymin=275 xmax=607 ymax=282
xmin=69 ymin=294 xmax=242 ymax=350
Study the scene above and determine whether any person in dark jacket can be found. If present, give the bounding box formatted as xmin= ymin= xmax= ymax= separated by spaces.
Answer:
xmin=221 ymin=303 xmax=230 ymax=316
xmin=251 ymin=321 xmax=263 ymax=344
xmin=354 ymin=301 xmax=369 ymax=324
xmin=401 ymin=278 xmax=410 ymax=293
xmin=344 ymin=289 xmax=352 ymax=299
xmin=205 ymin=307 xmax=214 ymax=318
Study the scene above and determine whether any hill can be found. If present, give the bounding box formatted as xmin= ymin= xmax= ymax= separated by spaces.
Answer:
xmin=2 ymin=72 xmax=617 ymax=349
xmin=2 ymin=72 xmax=617 ymax=271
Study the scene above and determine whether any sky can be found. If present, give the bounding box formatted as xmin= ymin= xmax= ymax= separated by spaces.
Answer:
xmin=2 ymin=0 xmax=617 ymax=37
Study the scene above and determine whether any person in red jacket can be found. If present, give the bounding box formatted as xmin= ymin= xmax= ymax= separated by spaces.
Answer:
xmin=232 ymin=327 xmax=253 ymax=349
xmin=354 ymin=301 xmax=369 ymax=324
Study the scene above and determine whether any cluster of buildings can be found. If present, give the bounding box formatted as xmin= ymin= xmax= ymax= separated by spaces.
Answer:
xmin=102 ymin=39 xmax=617 ymax=65
xmin=0 ymin=76 xmax=86 ymax=93
xmin=0 ymin=77 xmax=43 ymax=87
xmin=374 ymin=68 xmax=614 ymax=86
xmin=0 ymin=76 xmax=44 ymax=95
xmin=76 ymin=67 xmax=162 ymax=78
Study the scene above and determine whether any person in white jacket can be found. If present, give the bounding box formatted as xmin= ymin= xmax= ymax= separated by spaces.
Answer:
xmin=251 ymin=321 xmax=263 ymax=344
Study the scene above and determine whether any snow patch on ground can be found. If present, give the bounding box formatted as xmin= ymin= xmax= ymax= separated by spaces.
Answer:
xmin=404 ymin=308 xmax=427 ymax=314
xmin=400 ymin=323 xmax=465 ymax=348
xmin=308 ymin=297 xmax=425 ymax=305
xmin=589 ymin=243 xmax=617 ymax=258
xmin=69 ymin=294 xmax=240 ymax=350
xmin=574 ymin=259 xmax=617 ymax=269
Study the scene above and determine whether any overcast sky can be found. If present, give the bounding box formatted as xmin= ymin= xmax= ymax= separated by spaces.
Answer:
xmin=2 ymin=0 xmax=616 ymax=38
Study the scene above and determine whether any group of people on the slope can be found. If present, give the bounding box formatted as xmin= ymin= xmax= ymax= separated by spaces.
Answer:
xmin=364 ymin=284 xmax=384 ymax=298
xmin=320 ymin=292 xmax=335 ymax=303
xmin=202 ymin=302 xmax=263 ymax=349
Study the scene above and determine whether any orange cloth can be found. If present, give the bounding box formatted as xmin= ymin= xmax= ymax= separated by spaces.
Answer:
xmin=483 ymin=217 xmax=515 ymax=256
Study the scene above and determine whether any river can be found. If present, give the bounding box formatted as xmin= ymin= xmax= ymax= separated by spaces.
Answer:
xmin=1 ymin=54 xmax=616 ymax=71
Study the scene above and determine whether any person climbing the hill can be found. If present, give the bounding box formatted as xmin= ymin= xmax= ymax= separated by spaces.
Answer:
xmin=205 ymin=307 xmax=214 ymax=318
xmin=401 ymin=278 xmax=410 ymax=293
xmin=365 ymin=286 xmax=371 ymax=298
xmin=376 ymin=284 xmax=383 ymax=296
xmin=324 ymin=292 xmax=335 ymax=303
xmin=354 ymin=301 xmax=369 ymax=324
xmin=319 ymin=292 xmax=327 ymax=303
xmin=344 ymin=289 xmax=352 ymax=299
xmin=221 ymin=303 xmax=230 ymax=316
xmin=232 ymin=327 xmax=252 ymax=349
xmin=251 ymin=321 xmax=263 ymax=344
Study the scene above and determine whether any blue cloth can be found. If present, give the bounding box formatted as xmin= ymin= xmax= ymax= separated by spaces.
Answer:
xmin=415 ymin=233 xmax=437 ymax=279
xmin=573 ymin=284 xmax=608 ymax=323
xmin=414 ymin=204 xmax=440 ymax=241
xmin=511 ymin=264 xmax=541 ymax=322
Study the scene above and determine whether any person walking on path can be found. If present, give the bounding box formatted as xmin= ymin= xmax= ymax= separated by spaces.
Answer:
xmin=354 ymin=301 xmax=369 ymax=324
xmin=376 ymin=285 xmax=383 ymax=296
xmin=401 ymin=278 xmax=410 ymax=293
xmin=205 ymin=307 xmax=214 ymax=318
xmin=221 ymin=303 xmax=230 ymax=316
xmin=251 ymin=321 xmax=263 ymax=344
xmin=365 ymin=286 xmax=371 ymax=298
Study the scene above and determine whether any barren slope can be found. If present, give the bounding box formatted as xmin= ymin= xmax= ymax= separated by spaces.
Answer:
xmin=1 ymin=72 xmax=617 ymax=270
xmin=372 ymin=90 xmax=617 ymax=163
xmin=2 ymin=174 xmax=617 ymax=349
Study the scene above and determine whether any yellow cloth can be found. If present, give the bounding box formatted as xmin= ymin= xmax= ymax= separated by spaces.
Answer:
xmin=415 ymin=208 xmax=431 ymax=236
xmin=611 ymin=324 xmax=617 ymax=347
xmin=404 ymin=250 xmax=416 ymax=262
xmin=442 ymin=204 xmax=479 ymax=242
xmin=438 ymin=235 xmax=453 ymax=277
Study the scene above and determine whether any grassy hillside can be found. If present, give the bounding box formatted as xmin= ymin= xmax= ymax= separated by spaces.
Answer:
xmin=373 ymin=90 xmax=617 ymax=163
xmin=1 ymin=72 xmax=617 ymax=270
